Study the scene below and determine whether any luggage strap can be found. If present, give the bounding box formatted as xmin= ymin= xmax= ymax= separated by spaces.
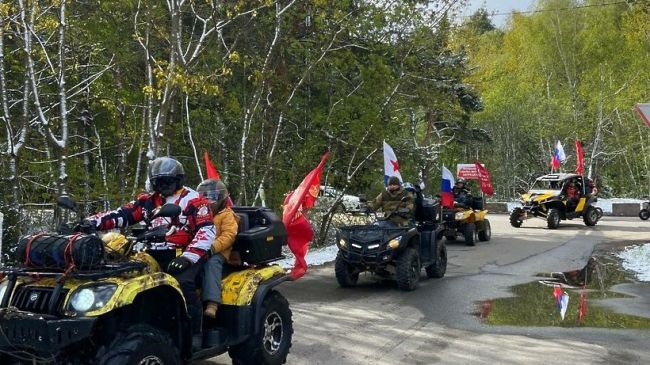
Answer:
xmin=23 ymin=233 xmax=47 ymax=267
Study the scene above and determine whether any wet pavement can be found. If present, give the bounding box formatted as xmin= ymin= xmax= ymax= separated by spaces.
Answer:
xmin=204 ymin=215 xmax=650 ymax=365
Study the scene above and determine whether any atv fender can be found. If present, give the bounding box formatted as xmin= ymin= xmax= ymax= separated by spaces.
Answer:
xmin=221 ymin=266 xmax=287 ymax=306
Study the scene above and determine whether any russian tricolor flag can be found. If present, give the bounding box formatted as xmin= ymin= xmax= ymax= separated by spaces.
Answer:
xmin=441 ymin=166 xmax=455 ymax=208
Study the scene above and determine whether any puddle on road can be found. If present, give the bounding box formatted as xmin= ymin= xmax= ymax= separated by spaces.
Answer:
xmin=477 ymin=244 xmax=650 ymax=329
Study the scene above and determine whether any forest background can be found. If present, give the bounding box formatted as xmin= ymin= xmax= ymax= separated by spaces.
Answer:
xmin=1 ymin=0 xmax=649 ymax=248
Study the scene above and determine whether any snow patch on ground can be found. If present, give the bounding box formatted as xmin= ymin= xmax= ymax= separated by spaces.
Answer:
xmin=616 ymin=243 xmax=650 ymax=282
xmin=278 ymin=244 xmax=338 ymax=269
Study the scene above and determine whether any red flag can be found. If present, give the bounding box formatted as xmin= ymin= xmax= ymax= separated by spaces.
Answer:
xmin=474 ymin=162 xmax=494 ymax=196
xmin=575 ymin=139 xmax=584 ymax=176
xmin=577 ymin=290 xmax=588 ymax=324
xmin=203 ymin=151 xmax=233 ymax=207
xmin=204 ymin=151 xmax=220 ymax=180
xmin=282 ymin=152 xmax=329 ymax=280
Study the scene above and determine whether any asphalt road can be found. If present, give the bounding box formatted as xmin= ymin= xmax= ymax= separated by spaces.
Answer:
xmin=206 ymin=215 xmax=650 ymax=365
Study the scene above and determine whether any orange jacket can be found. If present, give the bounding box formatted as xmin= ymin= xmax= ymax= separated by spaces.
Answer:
xmin=211 ymin=207 xmax=239 ymax=261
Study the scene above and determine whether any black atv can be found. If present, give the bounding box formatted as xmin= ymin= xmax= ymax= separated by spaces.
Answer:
xmin=0 ymin=197 xmax=293 ymax=365
xmin=334 ymin=195 xmax=446 ymax=291
xmin=639 ymin=200 xmax=650 ymax=221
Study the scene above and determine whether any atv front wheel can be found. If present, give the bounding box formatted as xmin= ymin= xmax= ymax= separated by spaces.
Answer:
xmin=478 ymin=219 xmax=491 ymax=242
xmin=396 ymin=248 xmax=420 ymax=291
xmin=96 ymin=325 xmax=179 ymax=365
xmin=463 ymin=223 xmax=475 ymax=246
xmin=547 ymin=208 xmax=560 ymax=229
xmin=583 ymin=206 xmax=599 ymax=226
xmin=509 ymin=208 xmax=523 ymax=228
xmin=334 ymin=252 xmax=359 ymax=287
xmin=640 ymin=209 xmax=650 ymax=221
xmin=425 ymin=242 xmax=447 ymax=279
xmin=229 ymin=291 xmax=293 ymax=365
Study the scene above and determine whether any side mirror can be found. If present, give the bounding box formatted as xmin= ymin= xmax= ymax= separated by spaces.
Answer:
xmin=152 ymin=204 xmax=182 ymax=220
xmin=400 ymin=196 xmax=408 ymax=202
xmin=57 ymin=196 xmax=79 ymax=213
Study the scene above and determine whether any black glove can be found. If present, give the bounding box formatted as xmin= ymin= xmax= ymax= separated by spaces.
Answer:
xmin=167 ymin=256 xmax=192 ymax=274
xmin=74 ymin=219 xmax=97 ymax=234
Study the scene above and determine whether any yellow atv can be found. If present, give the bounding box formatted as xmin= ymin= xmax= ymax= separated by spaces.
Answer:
xmin=0 ymin=197 xmax=292 ymax=365
xmin=510 ymin=173 xmax=602 ymax=229
xmin=438 ymin=196 xmax=491 ymax=246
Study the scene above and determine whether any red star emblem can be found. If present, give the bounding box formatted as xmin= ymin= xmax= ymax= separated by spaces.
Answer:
xmin=391 ymin=159 xmax=399 ymax=172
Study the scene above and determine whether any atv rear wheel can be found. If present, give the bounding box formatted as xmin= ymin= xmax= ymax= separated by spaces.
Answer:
xmin=547 ymin=208 xmax=560 ymax=229
xmin=509 ymin=208 xmax=523 ymax=228
xmin=583 ymin=206 xmax=599 ymax=226
xmin=229 ymin=291 xmax=293 ymax=365
xmin=95 ymin=325 xmax=179 ymax=365
xmin=396 ymin=248 xmax=420 ymax=291
xmin=425 ymin=242 xmax=447 ymax=279
xmin=334 ymin=252 xmax=359 ymax=287
xmin=640 ymin=209 xmax=650 ymax=221
xmin=463 ymin=223 xmax=475 ymax=246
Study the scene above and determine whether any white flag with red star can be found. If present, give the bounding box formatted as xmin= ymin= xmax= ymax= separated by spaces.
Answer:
xmin=383 ymin=141 xmax=403 ymax=186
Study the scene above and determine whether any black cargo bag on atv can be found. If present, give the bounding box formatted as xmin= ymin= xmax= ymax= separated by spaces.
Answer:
xmin=15 ymin=233 xmax=105 ymax=269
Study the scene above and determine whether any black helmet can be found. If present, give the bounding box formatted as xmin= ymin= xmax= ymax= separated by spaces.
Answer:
xmin=456 ymin=178 xmax=466 ymax=185
xmin=149 ymin=157 xmax=185 ymax=196
xmin=197 ymin=179 xmax=229 ymax=210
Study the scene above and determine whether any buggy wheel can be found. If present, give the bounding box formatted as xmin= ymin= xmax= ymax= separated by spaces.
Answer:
xmin=547 ymin=208 xmax=560 ymax=229
xmin=334 ymin=252 xmax=359 ymax=287
xmin=95 ymin=325 xmax=179 ymax=365
xmin=478 ymin=219 xmax=491 ymax=242
xmin=396 ymin=248 xmax=420 ymax=291
xmin=509 ymin=209 xmax=523 ymax=228
xmin=425 ymin=242 xmax=447 ymax=279
xmin=583 ymin=206 xmax=599 ymax=226
xmin=639 ymin=209 xmax=650 ymax=221
xmin=463 ymin=223 xmax=475 ymax=246
xmin=229 ymin=291 xmax=293 ymax=365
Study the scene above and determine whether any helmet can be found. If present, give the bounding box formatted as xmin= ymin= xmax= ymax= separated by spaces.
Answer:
xmin=456 ymin=178 xmax=466 ymax=185
xmin=149 ymin=157 xmax=185 ymax=196
xmin=197 ymin=179 xmax=229 ymax=209
xmin=403 ymin=182 xmax=415 ymax=191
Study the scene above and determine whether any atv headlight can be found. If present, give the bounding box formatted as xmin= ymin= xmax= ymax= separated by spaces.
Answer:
xmin=67 ymin=284 xmax=117 ymax=314
xmin=0 ymin=280 xmax=8 ymax=303
xmin=388 ymin=236 xmax=402 ymax=249
xmin=455 ymin=212 xmax=465 ymax=220
xmin=338 ymin=238 xmax=347 ymax=248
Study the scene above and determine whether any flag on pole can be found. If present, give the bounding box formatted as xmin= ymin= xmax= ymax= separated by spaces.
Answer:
xmin=575 ymin=139 xmax=584 ymax=176
xmin=383 ymin=141 xmax=403 ymax=186
xmin=282 ymin=152 xmax=329 ymax=280
xmin=203 ymin=151 xmax=233 ymax=207
xmin=204 ymin=151 xmax=221 ymax=180
xmin=474 ymin=161 xmax=494 ymax=196
xmin=635 ymin=103 xmax=650 ymax=129
xmin=441 ymin=166 xmax=455 ymax=208
xmin=551 ymin=141 xmax=566 ymax=170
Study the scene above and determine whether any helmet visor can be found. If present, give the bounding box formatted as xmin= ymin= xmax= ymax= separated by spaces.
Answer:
xmin=200 ymin=189 xmax=221 ymax=202
xmin=152 ymin=176 xmax=179 ymax=195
